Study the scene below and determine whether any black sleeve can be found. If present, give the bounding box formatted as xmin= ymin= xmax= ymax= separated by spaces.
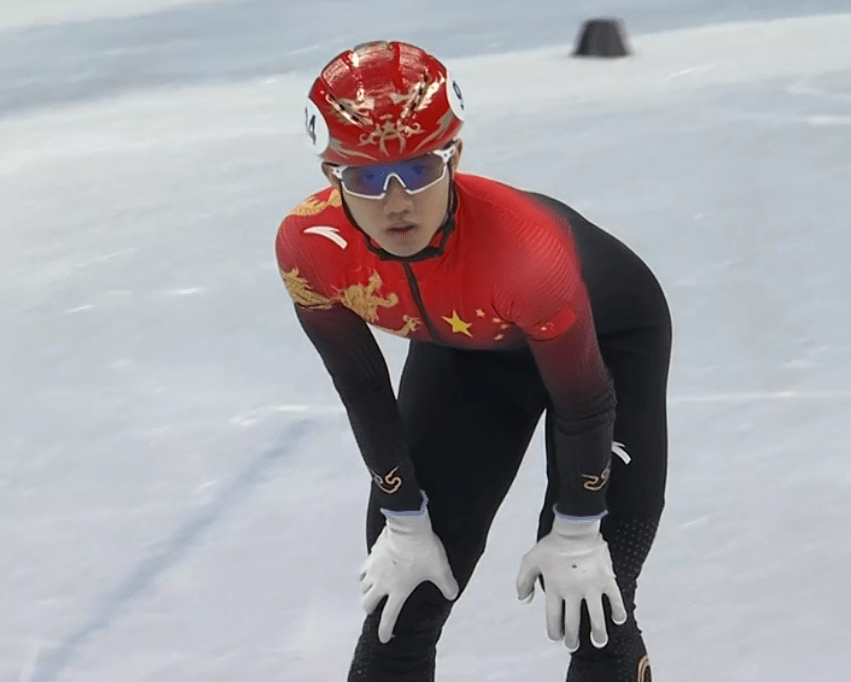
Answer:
xmin=526 ymin=299 xmax=616 ymax=520
xmin=294 ymin=303 xmax=423 ymax=512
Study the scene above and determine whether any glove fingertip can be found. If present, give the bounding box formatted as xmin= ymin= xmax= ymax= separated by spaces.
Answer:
xmin=361 ymin=588 xmax=382 ymax=615
xmin=591 ymin=633 xmax=608 ymax=649
xmin=517 ymin=585 xmax=534 ymax=603
xmin=377 ymin=619 xmax=393 ymax=644
xmin=515 ymin=567 xmax=537 ymax=597
xmin=609 ymin=595 xmax=628 ymax=625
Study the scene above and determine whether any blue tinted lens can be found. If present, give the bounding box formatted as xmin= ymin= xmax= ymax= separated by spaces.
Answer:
xmin=341 ymin=153 xmax=445 ymax=196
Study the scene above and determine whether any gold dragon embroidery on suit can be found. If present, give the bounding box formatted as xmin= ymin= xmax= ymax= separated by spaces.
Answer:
xmin=280 ymin=266 xmax=420 ymax=336
xmin=337 ymin=271 xmax=398 ymax=320
xmin=289 ymin=189 xmax=343 ymax=217
xmin=375 ymin=315 xmax=422 ymax=338
xmin=337 ymin=272 xmax=421 ymax=337
xmin=279 ymin=267 xmax=334 ymax=310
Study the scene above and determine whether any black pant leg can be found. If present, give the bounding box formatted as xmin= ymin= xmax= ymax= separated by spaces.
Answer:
xmin=536 ymin=321 xmax=671 ymax=682
xmin=348 ymin=342 xmax=547 ymax=682
xmin=525 ymin=191 xmax=672 ymax=682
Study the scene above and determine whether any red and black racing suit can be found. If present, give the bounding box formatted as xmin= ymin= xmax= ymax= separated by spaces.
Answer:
xmin=275 ymin=173 xmax=672 ymax=682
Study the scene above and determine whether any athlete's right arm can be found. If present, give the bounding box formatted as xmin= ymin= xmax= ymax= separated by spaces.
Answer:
xmin=275 ymin=216 xmax=422 ymax=512
xmin=293 ymin=304 xmax=423 ymax=511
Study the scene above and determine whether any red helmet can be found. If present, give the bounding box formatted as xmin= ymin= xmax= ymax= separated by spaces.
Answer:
xmin=304 ymin=40 xmax=465 ymax=165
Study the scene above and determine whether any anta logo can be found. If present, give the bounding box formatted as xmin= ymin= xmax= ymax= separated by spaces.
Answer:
xmin=637 ymin=655 xmax=651 ymax=681
xmin=612 ymin=440 xmax=632 ymax=464
xmin=303 ymin=225 xmax=348 ymax=249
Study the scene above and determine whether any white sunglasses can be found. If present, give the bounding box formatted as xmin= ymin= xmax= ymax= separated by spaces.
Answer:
xmin=330 ymin=144 xmax=457 ymax=200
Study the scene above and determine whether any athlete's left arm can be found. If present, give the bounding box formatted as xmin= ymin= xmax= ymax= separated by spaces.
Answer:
xmin=506 ymin=225 xmax=616 ymax=520
xmin=526 ymin=297 xmax=615 ymax=520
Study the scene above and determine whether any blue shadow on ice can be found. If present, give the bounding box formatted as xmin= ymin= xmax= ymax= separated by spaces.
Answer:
xmin=30 ymin=418 xmax=316 ymax=682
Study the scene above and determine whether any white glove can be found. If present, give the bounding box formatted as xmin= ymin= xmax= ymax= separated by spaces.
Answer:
xmin=516 ymin=514 xmax=627 ymax=651
xmin=360 ymin=494 xmax=459 ymax=644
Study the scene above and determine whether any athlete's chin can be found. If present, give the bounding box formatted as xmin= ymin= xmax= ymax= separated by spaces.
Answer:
xmin=382 ymin=244 xmax=423 ymax=257
xmin=377 ymin=226 xmax=432 ymax=257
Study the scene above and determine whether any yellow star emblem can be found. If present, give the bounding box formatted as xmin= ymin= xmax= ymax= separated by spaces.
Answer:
xmin=442 ymin=310 xmax=473 ymax=337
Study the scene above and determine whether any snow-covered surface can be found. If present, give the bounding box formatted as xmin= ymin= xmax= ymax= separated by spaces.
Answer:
xmin=0 ymin=0 xmax=218 ymax=30
xmin=2 ymin=4 xmax=850 ymax=681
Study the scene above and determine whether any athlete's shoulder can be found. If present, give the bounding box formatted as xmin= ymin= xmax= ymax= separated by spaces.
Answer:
xmin=277 ymin=186 xmax=350 ymax=246
xmin=455 ymin=173 xmax=570 ymax=229
xmin=454 ymin=173 xmax=576 ymax=254
xmin=454 ymin=172 xmax=531 ymax=207
xmin=275 ymin=187 xmax=359 ymax=309
xmin=452 ymin=176 xmax=584 ymax=339
xmin=276 ymin=186 xmax=366 ymax=270
xmin=284 ymin=186 xmax=342 ymax=219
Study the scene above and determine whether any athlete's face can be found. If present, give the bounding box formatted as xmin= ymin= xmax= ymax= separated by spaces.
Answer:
xmin=323 ymin=141 xmax=463 ymax=258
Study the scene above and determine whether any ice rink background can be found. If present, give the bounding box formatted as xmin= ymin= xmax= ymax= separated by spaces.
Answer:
xmin=1 ymin=2 xmax=850 ymax=681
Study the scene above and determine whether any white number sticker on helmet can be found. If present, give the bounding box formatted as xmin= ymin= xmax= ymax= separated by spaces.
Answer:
xmin=304 ymin=99 xmax=330 ymax=155
xmin=446 ymin=73 xmax=465 ymax=121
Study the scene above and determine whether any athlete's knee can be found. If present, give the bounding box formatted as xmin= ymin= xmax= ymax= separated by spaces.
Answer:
xmin=601 ymin=517 xmax=661 ymax=585
xmin=348 ymin=583 xmax=454 ymax=682
xmin=566 ymin=630 xmax=653 ymax=682
xmin=392 ymin=581 xmax=454 ymax=635
xmin=566 ymin=599 xmax=652 ymax=682
xmin=561 ymin=518 xmax=659 ymax=681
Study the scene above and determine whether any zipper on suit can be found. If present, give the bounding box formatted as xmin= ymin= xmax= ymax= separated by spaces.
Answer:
xmin=402 ymin=263 xmax=443 ymax=343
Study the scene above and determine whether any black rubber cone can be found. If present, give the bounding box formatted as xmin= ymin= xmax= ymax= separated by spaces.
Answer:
xmin=572 ymin=18 xmax=631 ymax=58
